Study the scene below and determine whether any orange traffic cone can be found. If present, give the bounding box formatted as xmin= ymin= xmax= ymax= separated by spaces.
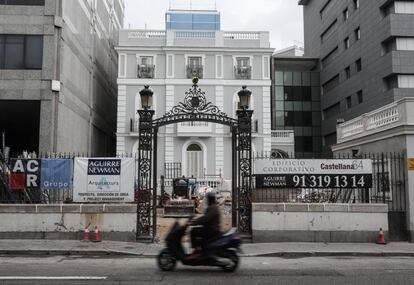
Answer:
xmin=376 ymin=228 xmax=386 ymax=245
xmin=82 ymin=227 xmax=90 ymax=242
xmin=92 ymin=225 xmax=101 ymax=242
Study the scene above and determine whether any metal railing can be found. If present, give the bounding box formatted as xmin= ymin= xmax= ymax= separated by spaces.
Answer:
xmin=137 ymin=64 xmax=155 ymax=78
xmin=234 ymin=66 xmax=251 ymax=80
xmin=128 ymin=30 xmax=166 ymax=39
xmin=186 ymin=65 xmax=203 ymax=79
xmin=175 ymin=31 xmax=215 ymax=39
xmin=224 ymin=32 xmax=260 ymax=40
xmin=253 ymin=152 xmax=407 ymax=210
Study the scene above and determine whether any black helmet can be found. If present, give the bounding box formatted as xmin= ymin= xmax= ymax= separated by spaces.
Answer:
xmin=206 ymin=192 xmax=216 ymax=206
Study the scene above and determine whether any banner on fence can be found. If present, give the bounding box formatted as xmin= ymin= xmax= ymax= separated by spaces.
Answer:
xmin=9 ymin=159 xmax=41 ymax=189
xmin=73 ymin=158 xmax=134 ymax=202
xmin=40 ymin=159 xmax=73 ymax=190
xmin=254 ymin=159 xmax=373 ymax=189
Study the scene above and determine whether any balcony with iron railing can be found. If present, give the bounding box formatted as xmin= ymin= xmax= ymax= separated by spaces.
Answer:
xmin=137 ymin=64 xmax=155 ymax=78
xmin=234 ymin=66 xmax=252 ymax=80
xmin=336 ymin=97 xmax=414 ymax=144
xmin=186 ymin=65 xmax=203 ymax=79
xmin=177 ymin=121 xmax=212 ymax=136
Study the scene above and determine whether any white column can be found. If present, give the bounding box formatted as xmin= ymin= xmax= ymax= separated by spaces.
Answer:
xmin=215 ymin=86 xmax=224 ymax=175
xmin=116 ymin=85 xmax=126 ymax=153
xmin=165 ymin=85 xmax=175 ymax=163
xmin=262 ymin=86 xmax=272 ymax=153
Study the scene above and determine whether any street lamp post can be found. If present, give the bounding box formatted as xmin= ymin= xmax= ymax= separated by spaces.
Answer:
xmin=235 ymin=85 xmax=253 ymax=235
xmin=137 ymin=85 xmax=156 ymax=241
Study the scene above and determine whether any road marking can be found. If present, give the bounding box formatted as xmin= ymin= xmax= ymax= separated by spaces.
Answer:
xmin=0 ymin=276 xmax=107 ymax=280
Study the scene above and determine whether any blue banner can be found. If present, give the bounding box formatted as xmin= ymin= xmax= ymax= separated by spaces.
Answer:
xmin=40 ymin=159 xmax=73 ymax=190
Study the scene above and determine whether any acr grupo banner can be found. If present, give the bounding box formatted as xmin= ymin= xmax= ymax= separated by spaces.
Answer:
xmin=254 ymin=159 xmax=373 ymax=189
xmin=9 ymin=159 xmax=41 ymax=190
xmin=40 ymin=159 xmax=73 ymax=190
xmin=73 ymin=158 xmax=134 ymax=203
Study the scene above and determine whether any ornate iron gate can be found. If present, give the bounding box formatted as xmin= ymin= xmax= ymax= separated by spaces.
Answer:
xmin=136 ymin=79 xmax=253 ymax=241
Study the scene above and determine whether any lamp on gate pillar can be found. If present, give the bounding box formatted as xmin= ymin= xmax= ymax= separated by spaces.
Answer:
xmin=235 ymin=86 xmax=253 ymax=234
xmin=139 ymin=85 xmax=154 ymax=110
xmin=237 ymin=85 xmax=251 ymax=110
xmin=137 ymin=85 xmax=155 ymax=240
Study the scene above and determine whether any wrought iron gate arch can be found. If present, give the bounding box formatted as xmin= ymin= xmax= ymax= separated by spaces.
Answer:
xmin=137 ymin=79 xmax=253 ymax=241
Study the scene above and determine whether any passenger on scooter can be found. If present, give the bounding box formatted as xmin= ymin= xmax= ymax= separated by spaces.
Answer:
xmin=188 ymin=192 xmax=221 ymax=253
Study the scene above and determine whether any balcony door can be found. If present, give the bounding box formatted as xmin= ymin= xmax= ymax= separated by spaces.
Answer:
xmin=188 ymin=57 xmax=202 ymax=67
xmin=186 ymin=143 xmax=204 ymax=178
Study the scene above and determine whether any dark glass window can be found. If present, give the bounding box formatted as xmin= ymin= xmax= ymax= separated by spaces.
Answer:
xmin=293 ymin=87 xmax=302 ymax=101
xmin=4 ymin=35 xmax=24 ymax=69
xmin=0 ymin=0 xmax=45 ymax=5
xmin=295 ymin=136 xmax=314 ymax=153
xmin=357 ymin=90 xmax=363 ymax=104
xmin=345 ymin=66 xmax=351 ymax=79
xmin=25 ymin=36 xmax=43 ymax=69
xmin=284 ymin=86 xmax=294 ymax=101
xmin=303 ymin=87 xmax=312 ymax=101
xmin=353 ymin=0 xmax=359 ymax=10
xmin=356 ymin=58 xmax=362 ymax=72
xmin=285 ymin=111 xmax=295 ymax=127
xmin=303 ymin=112 xmax=313 ymax=126
xmin=355 ymin=27 xmax=361 ymax=41
xmin=294 ymin=112 xmax=303 ymax=126
xmin=343 ymin=8 xmax=349 ymax=20
xmin=346 ymin=96 xmax=352 ymax=109
xmin=0 ymin=35 xmax=43 ymax=69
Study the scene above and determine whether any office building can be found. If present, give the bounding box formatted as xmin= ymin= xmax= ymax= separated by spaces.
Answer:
xmin=299 ymin=0 xmax=414 ymax=155
xmin=272 ymin=46 xmax=322 ymax=158
xmin=0 ymin=0 xmax=124 ymax=156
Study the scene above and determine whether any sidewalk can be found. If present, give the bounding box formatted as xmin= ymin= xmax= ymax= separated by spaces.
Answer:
xmin=1 ymin=239 xmax=414 ymax=257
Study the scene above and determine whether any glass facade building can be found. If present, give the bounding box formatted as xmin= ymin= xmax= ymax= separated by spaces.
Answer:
xmin=272 ymin=58 xmax=322 ymax=158
xmin=166 ymin=11 xmax=220 ymax=30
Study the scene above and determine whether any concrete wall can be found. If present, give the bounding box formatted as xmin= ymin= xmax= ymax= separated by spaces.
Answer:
xmin=252 ymin=203 xmax=388 ymax=243
xmin=0 ymin=204 xmax=137 ymax=242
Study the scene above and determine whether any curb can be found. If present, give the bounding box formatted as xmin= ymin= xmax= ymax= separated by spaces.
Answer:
xmin=247 ymin=252 xmax=414 ymax=258
xmin=1 ymin=250 xmax=414 ymax=258
xmin=0 ymin=250 xmax=140 ymax=256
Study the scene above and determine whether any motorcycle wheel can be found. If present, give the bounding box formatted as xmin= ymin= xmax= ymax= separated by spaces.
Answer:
xmin=220 ymin=250 xmax=239 ymax=272
xmin=157 ymin=249 xmax=176 ymax=271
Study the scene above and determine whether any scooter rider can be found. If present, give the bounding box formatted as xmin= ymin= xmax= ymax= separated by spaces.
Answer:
xmin=188 ymin=192 xmax=221 ymax=252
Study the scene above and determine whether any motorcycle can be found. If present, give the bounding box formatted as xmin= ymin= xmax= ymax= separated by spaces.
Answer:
xmin=157 ymin=220 xmax=241 ymax=272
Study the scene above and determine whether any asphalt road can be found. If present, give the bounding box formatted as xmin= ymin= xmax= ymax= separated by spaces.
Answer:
xmin=1 ymin=255 xmax=414 ymax=285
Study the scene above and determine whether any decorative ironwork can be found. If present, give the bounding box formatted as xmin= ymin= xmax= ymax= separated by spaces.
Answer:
xmin=154 ymin=79 xmax=236 ymax=127
xmin=136 ymin=109 xmax=155 ymax=240
xmin=236 ymin=109 xmax=253 ymax=234
xmin=136 ymin=79 xmax=253 ymax=241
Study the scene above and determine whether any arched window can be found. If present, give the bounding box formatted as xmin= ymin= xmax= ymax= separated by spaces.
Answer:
xmin=271 ymin=149 xmax=290 ymax=159
xmin=186 ymin=143 xmax=204 ymax=178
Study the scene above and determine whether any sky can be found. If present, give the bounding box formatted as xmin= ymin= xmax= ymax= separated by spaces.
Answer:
xmin=124 ymin=0 xmax=304 ymax=51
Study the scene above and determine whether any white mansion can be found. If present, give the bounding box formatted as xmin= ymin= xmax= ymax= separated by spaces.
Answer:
xmin=116 ymin=9 xmax=273 ymax=181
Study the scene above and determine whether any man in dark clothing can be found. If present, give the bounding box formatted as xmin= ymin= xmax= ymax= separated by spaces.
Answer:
xmin=189 ymin=192 xmax=221 ymax=250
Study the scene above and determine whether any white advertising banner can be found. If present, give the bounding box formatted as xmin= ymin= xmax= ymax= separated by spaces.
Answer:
xmin=73 ymin=158 xmax=134 ymax=203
